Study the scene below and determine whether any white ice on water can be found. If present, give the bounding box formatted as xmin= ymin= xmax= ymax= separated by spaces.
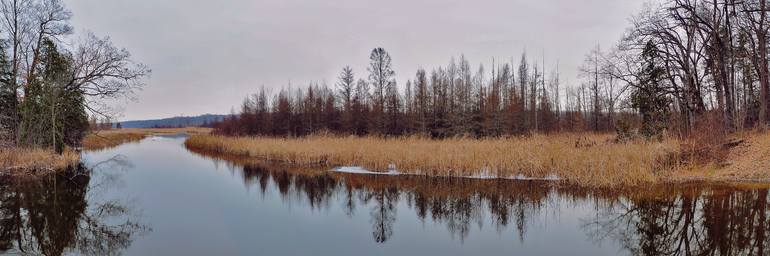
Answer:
xmin=330 ymin=166 xmax=561 ymax=181
xmin=333 ymin=166 xmax=400 ymax=176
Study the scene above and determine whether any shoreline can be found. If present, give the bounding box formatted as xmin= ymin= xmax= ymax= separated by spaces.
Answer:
xmin=0 ymin=148 xmax=80 ymax=178
xmin=185 ymin=144 xmax=770 ymax=190
xmin=82 ymin=127 xmax=213 ymax=151
xmin=0 ymin=127 xmax=213 ymax=178
xmin=184 ymin=133 xmax=770 ymax=188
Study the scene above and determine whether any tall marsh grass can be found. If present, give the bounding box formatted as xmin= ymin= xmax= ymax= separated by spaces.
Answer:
xmin=0 ymin=148 xmax=79 ymax=175
xmin=185 ymin=134 xmax=681 ymax=187
xmin=83 ymin=127 xmax=212 ymax=150
xmin=82 ymin=131 xmax=146 ymax=150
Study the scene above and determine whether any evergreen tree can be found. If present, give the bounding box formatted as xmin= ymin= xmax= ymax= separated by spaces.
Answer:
xmin=19 ymin=39 xmax=87 ymax=152
xmin=0 ymin=41 xmax=15 ymax=145
xmin=632 ymin=41 xmax=670 ymax=140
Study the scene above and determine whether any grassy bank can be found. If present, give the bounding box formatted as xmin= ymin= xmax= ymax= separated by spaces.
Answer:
xmin=709 ymin=131 xmax=770 ymax=182
xmin=83 ymin=130 xmax=147 ymax=150
xmin=125 ymin=127 xmax=213 ymax=135
xmin=185 ymin=133 xmax=685 ymax=187
xmin=83 ymin=127 xmax=212 ymax=150
xmin=0 ymin=148 xmax=79 ymax=176
xmin=0 ymin=127 xmax=212 ymax=177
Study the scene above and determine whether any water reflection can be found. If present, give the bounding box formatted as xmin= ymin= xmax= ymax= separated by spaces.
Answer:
xmin=586 ymin=187 xmax=770 ymax=255
xmin=0 ymin=165 xmax=149 ymax=256
xmin=204 ymin=153 xmax=770 ymax=255
xmin=234 ymin=162 xmax=577 ymax=243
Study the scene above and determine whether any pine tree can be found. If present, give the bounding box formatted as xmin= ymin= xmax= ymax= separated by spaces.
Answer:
xmin=632 ymin=41 xmax=670 ymax=140
xmin=19 ymin=39 xmax=87 ymax=152
xmin=0 ymin=42 xmax=16 ymax=146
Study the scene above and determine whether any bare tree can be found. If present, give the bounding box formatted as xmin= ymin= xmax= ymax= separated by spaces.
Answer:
xmin=367 ymin=48 xmax=395 ymax=133
xmin=336 ymin=66 xmax=355 ymax=112
xmin=336 ymin=66 xmax=355 ymax=132
xmin=738 ymin=0 xmax=769 ymax=129
xmin=67 ymin=33 xmax=151 ymax=116
xmin=25 ymin=0 xmax=72 ymax=93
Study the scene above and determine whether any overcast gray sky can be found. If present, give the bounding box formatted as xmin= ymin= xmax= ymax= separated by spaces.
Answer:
xmin=64 ymin=0 xmax=646 ymax=121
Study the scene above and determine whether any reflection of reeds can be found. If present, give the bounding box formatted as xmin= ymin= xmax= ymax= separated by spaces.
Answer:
xmin=0 ymin=148 xmax=79 ymax=175
xmin=213 ymin=159 xmax=763 ymax=245
xmin=185 ymin=133 xmax=681 ymax=187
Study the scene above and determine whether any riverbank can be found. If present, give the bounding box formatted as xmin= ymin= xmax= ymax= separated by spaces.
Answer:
xmin=0 ymin=127 xmax=213 ymax=177
xmin=184 ymin=132 xmax=770 ymax=188
xmin=0 ymin=148 xmax=79 ymax=177
xmin=83 ymin=127 xmax=212 ymax=150
xmin=83 ymin=130 xmax=147 ymax=151
xmin=185 ymin=133 xmax=684 ymax=187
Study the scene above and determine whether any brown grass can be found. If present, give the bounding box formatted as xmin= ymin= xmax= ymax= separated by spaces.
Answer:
xmin=122 ymin=127 xmax=213 ymax=135
xmin=705 ymin=131 xmax=770 ymax=182
xmin=185 ymin=133 xmax=682 ymax=187
xmin=82 ymin=130 xmax=147 ymax=151
xmin=0 ymin=147 xmax=79 ymax=176
xmin=83 ymin=127 xmax=212 ymax=150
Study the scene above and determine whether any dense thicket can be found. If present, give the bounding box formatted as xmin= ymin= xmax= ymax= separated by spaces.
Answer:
xmin=216 ymin=0 xmax=770 ymax=139
xmin=608 ymin=0 xmax=770 ymax=136
xmin=0 ymin=0 xmax=149 ymax=152
xmin=216 ymin=49 xmax=596 ymax=138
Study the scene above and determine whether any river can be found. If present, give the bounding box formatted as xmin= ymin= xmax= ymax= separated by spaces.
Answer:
xmin=0 ymin=134 xmax=767 ymax=255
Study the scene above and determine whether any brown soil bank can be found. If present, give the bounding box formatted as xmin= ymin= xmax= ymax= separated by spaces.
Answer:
xmin=184 ymin=132 xmax=770 ymax=188
xmin=695 ymin=131 xmax=770 ymax=182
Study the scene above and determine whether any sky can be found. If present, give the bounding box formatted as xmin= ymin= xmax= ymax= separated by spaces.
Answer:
xmin=64 ymin=0 xmax=647 ymax=121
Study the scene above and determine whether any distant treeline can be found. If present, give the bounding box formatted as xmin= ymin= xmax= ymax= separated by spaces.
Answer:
xmin=215 ymin=48 xmax=633 ymax=138
xmin=115 ymin=114 xmax=228 ymax=129
xmin=216 ymin=0 xmax=770 ymax=139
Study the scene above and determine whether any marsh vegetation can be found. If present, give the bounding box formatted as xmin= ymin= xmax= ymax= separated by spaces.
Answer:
xmin=186 ymin=133 xmax=682 ymax=187
xmin=201 ymin=0 xmax=770 ymax=187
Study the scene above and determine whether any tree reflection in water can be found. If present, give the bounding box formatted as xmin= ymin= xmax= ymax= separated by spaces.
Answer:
xmin=0 ymin=163 xmax=149 ymax=256
xmin=187 ymin=148 xmax=770 ymax=253
xmin=585 ymin=187 xmax=770 ymax=256
xmin=232 ymin=162 xmax=770 ymax=254
xmin=235 ymin=163 xmax=564 ymax=243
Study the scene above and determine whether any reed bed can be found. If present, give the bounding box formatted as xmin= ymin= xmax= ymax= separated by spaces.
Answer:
xmin=0 ymin=147 xmax=79 ymax=175
xmin=83 ymin=127 xmax=212 ymax=150
xmin=185 ymin=133 xmax=681 ymax=187
xmin=82 ymin=131 xmax=147 ymax=150
xmin=123 ymin=127 xmax=213 ymax=135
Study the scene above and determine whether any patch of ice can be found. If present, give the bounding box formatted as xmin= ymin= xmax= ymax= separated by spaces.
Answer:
xmin=330 ymin=166 xmax=561 ymax=181
xmin=332 ymin=166 xmax=400 ymax=176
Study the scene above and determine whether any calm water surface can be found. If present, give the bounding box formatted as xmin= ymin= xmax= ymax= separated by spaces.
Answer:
xmin=1 ymin=135 xmax=769 ymax=255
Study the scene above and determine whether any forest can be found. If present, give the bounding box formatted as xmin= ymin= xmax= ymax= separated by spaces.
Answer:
xmin=214 ymin=0 xmax=770 ymax=141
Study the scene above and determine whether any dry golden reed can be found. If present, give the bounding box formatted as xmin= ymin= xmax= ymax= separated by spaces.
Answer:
xmin=0 ymin=147 xmax=79 ymax=175
xmin=83 ymin=127 xmax=212 ymax=150
xmin=185 ymin=133 xmax=681 ymax=187
xmin=82 ymin=131 xmax=147 ymax=150
xmin=123 ymin=127 xmax=213 ymax=135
